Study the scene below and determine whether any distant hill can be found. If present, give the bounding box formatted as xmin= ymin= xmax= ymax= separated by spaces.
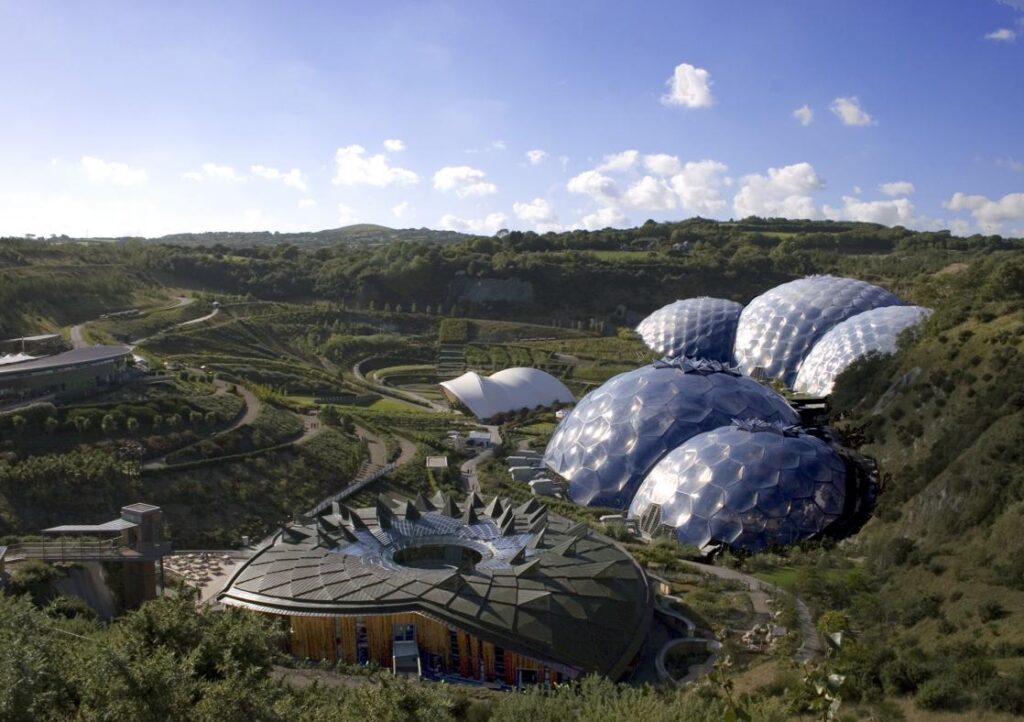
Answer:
xmin=143 ymin=224 xmax=473 ymax=249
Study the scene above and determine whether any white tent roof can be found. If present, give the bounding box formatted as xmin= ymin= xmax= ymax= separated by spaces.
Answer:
xmin=440 ymin=367 xmax=574 ymax=420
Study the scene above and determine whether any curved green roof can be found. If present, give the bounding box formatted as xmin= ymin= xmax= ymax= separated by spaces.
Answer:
xmin=218 ymin=493 xmax=652 ymax=678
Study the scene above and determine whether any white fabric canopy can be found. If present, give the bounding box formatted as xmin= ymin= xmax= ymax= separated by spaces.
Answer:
xmin=440 ymin=367 xmax=574 ymax=420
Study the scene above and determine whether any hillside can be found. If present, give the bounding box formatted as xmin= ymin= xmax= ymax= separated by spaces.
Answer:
xmin=84 ymin=224 xmax=473 ymax=249
xmin=4 ymin=218 xmax=1024 ymax=718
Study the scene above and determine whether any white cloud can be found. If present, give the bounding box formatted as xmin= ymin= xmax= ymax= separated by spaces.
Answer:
xmin=669 ymin=159 xmax=730 ymax=215
xmin=830 ymin=96 xmax=875 ymax=126
xmin=81 ymin=156 xmax=148 ymax=185
xmin=250 ymin=165 xmax=308 ymax=192
xmin=491 ymin=140 xmax=507 ymax=151
xmin=623 ymin=176 xmax=677 ymax=211
xmin=997 ymin=157 xmax=1024 ymax=172
xmin=337 ymin=203 xmax=357 ymax=225
xmin=392 ymin=201 xmax=410 ymax=219
xmin=298 ymin=198 xmax=317 ymax=209
xmin=383 ymin=139 xmax=406 ymax=152
xmin=597 ymin=150 xmax=639 ymax=172
xmin=526 ymin=149 xmax=548 ymax=165
xmin=824 ymin=196 xmax=916 ymax=226
xmin=513 ymin=198 xmax=562 ymax=232
xmin=879 ymin=181 xmax=915 ymax=197
xmin=333 ymin=144 xmax=419 ymax=187
xmin=438 ymin=212 xmax=508 ymax=235
xmin=852 ymin=185 xmax=863 ymax=195
xmin=793 ymin=105 xmax=814 ymax=126
xmin=181 ymin=162 xmax=244 ymax=183
xmin=566 ymin=169 xmax=619 ymax=200
xmin=661 ymin=63 xmax=714 ymax=108
xmin=580 ymin=207 xmax=628 ymax=230
xmin=733 ymin=162 xmax=824 ymax=219
xmin=643 ymin=154 xmax=683 ymax=176
xmin=432 ymin=165 xmax=497 ymax=197
xmin=985 ymin=28 xmax=1017 ymax=42
xmin=944 ymin=191 xmax=1024 ymax=233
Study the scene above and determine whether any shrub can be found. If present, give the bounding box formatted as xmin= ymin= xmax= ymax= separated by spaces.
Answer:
xmin=881 ymin=656 xmax=932 ymax=695
xmin=915 ymin=677 xmax=968 ymax=711
xmin=979 ymin=672 xmax=1024 ymax=715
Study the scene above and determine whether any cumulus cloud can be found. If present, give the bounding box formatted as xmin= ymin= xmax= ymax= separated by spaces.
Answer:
xmin=824 ymin=196 xmax=916 ymax=226
xmin=298 ymin=198 xmax=317 ymax=209
xmin=793 ymin=105 xmax=814 ymax=126
xmin=830 ymin=96 xmax=875 ymax=126
xmin=438 ymin=212 xmax=508 ymax=235
xmin=432 ymin=165 xmax=497 ymax=197
xmin=879 ymin=181 xmax=915 ymax=197
xmin=525 ymin=149 xmax=548 ymax=165
xmin=333 ymin=145 xmax=419 ymax=187
xmin=643 ymin=154 xmax=683 ymax=176
xmin=81 ymin=156 xmax=148 ymax=185
xmin=383 ymin=139 xmax=406 ymax=152
xmin=622 ymin=176 xmax=677 ymax=211
xmin=566 ymin=169 xmax=620 ymax=201
xmin=581 ymin=206 xmax=628 ymax=230
xmin=250 ymin=165 xmax=308 ymax=192
xmin=597 ymin=150 xmax=639 ymax=172
xmin=392 ymin=201 xmax=410 ymax=219
xmin=661 ymin=63 xmax=714 ymax=108
xmin=985 ymin=28 xmax=1017 ymax=41
xmin=733 ymin=162 xmax=824 ymax=219
xmin=513 ymin=198 xmax=562 ymax=232
xmin=181 ymin=163 xmax=244 ymax=183
xmin=944 ymin=191 xmax=1024 ymax=233
xmin=337 ymin=203 xmax=357 ymax=225
xmin=669 ymin=160 xmax=730 ymax=215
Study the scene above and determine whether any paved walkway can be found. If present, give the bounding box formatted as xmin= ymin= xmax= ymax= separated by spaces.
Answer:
xmin=677 ymin=560 xmax=822 ymax=663
xmin=70 ymin=294 xmax=196 ymax=348
xmin=141 ymin=378 xmax=262 ymax=470
xmin=351 ymin=357 xmax=448 ymax=412
xmin=459 ymin=425 xmax=501 ymax=492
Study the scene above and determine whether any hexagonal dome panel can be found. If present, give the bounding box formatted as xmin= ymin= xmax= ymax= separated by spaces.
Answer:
xmin=733 ymin=275 xmax=904 ymax=387
xmin=543 ymin=358 xmax=800 ymax=509
xmin=794 ymin=305 xmax=932 ymax=397
xmin=635 ymin=297 xmax=743 ymax=361
xmin=628 ymin=420 xmax=847 ymax=551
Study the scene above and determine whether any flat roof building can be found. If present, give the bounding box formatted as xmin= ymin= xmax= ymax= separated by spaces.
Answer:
xmin=0 ymin=345 xmax=132 ymax=403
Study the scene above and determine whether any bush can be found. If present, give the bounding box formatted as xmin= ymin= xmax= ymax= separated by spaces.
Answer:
xmin=915 ymin=677 xmax=968 ymax=711
xmin=979 ymin=672 xmax=1024 ymax=715
xmin=978 ymin=600 xmax=1007 ymax=622
xmin=881 ymin=656 xmax=932 ymax=695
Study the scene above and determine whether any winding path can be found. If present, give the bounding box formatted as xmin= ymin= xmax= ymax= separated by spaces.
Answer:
xmin=71 ymin=294 xmax=196 ymax=349
xmin=676 ymin=559 xmax=822 ymax=663
xmin=141 ymin=378 xmax=261 ymax=470
xmin=351 ymin=358 xmax=448 ymax=412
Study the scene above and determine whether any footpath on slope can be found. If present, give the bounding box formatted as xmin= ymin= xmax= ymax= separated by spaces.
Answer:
xmin=676 ymin=559 xmax=822 ymax=663
xmin=141 ymin=378 xmax=262 ymax=470
xmin=351 ymin=357 xmax=449 ymax=412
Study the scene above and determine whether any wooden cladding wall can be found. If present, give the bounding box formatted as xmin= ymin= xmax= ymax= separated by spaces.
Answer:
xmin=282 ymin=611 xmax=567 ymax=685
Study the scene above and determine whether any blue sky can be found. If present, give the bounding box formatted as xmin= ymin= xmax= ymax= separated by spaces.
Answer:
xmin=0 ymin=0 xmax=1021 ymax=237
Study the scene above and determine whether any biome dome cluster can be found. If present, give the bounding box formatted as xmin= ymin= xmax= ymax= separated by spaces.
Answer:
xmin=543 ymin=274 xmax=922 ymax=549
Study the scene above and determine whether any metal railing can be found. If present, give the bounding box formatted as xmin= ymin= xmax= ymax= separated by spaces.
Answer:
xmin=308 ymin=462 xmax=397 ymax=516
xmin=5 ymin=539 xmax=172 ymax=562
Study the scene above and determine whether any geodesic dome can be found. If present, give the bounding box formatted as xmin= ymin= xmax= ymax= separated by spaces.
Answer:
xmin=794 ymin=305 xmax=932 ymax=397
xmin=627 ymin=420 xmax=847 ymax=551
xmin=733 ymin=275 xmax=904 ymax=387
xmin=635 ymin=297 xmax=743 ymax=362
xmin=542 ymin=358 xmax=799 ymax=509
